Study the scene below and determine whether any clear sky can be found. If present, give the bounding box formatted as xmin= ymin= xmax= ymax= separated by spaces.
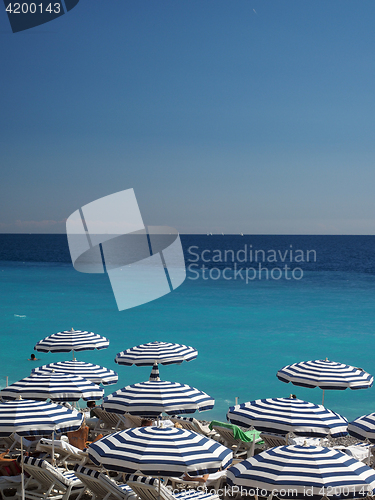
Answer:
xmin=1 ymin=0 xmax=375 ymax=234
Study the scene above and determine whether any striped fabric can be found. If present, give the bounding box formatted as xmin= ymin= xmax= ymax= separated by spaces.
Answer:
xmin=0 ymin=399 xmax=84 ymax=437
xmin=149 ymin=363 xmax=161 ymax=381
xmin=32 ymin=360 xmax=118 ymax=386
xmin=103 ymin=379 xmax=214 ymax=416
xmin=348 ymin=413 xmax=375 ymax=443
xmin=124 ymin=474 xmax=158 ymax=486
xmin=88 ymin=426 xmax=232 ymax=476
xmin=35 ymin=329 xmax=109 ymax=353
xmin=21 ymin=456 xmax=83 ymax=487
xmin=74 ymin=464 xmax=101 ymax=479
xmin=115 ymin=341 xmax=197 ymax=366
xmin=227 ymin=397 xmax=348 ymax=437
xmin=227 ymin=445 xmax=375 ymax=500
xmin=277 ymin=359 xmax=373 ymax=390
xmin=0 ymin=372 xmax=104 ymax=401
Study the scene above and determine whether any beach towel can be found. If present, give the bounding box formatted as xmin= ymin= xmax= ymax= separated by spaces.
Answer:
xmin=209 ymin=420 xmax=263 ymax=443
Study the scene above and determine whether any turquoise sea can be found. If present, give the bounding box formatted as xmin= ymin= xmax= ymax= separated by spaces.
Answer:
xmin=0 ymin=234 xmax=375 ymax=423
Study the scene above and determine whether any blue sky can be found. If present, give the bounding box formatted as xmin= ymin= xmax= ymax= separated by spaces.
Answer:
xmin=1 ymin=0 xmax=375 ymax=234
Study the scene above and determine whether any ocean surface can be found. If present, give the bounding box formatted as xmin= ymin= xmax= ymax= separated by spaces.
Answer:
xmin=0 ymin=234 xmax=375 ymax=423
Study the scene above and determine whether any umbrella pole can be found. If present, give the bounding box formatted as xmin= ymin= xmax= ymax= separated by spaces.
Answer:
xmin=322 ymin=389 xmax=325 ymax=405
xmin=52 ymin=431 xmax=55 ymax=466
xmin=72 ymin=350 xmax=75 ymax=361
xmin=21 ymin=436 xmax=25 ymax=500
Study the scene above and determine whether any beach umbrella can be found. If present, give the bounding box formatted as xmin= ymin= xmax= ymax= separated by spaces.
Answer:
xmin=115 ymin=341 xmax=197 ymax=366
xmin=227 ymin=445 xmax=375 ymax=500
xmin=31 ymin=360 xmax=118 ymax=386
xmin=277 ymin=359 xmax=373 ymax=404
xmin=88 ymin=425 xmax=232 ymax=476
xmin=348 ymin=413 xmax=375 ymax=444
xmin=0 ymin=372 xmax=104 ymax=401
xmin=34 ymin=328 xmax=109 ymax=359
xmin=0 ymin=399 xmax=84 ymax=500
xmin=227 ymin=397 xmax=348 ymax=438
xmin=103 ymin=364 xmax=214 ymax=416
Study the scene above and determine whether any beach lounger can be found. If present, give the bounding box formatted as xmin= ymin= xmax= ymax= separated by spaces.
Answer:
xmin=35 ymin=439 xmax=88 ymax=468
xmin=91 ymin=408 xmax=128 ymax=435
xmin=8 ymin=434 xmax=41 ymax=458
xmin=16 ymin=456 xmax=85 ymax=500
xmin=209 ymin=421 xmax=263 ymax=458
xmin=259 ymin=433 xmax=287 ymax=448
xmin=73 ymin=465 xmax=137 ymax=500
xmin=167 ymin=470 xmax=227 ymax=491
xmin=170 ymin=417 xmax=220 ymax=439
xmin=125 ymin=474 xmax=220 ymax=500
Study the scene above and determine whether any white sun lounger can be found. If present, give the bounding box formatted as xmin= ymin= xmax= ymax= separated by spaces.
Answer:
xmin=125 ymin=473 xmax=220 ymax=500
xmin=74 ymin=465 xmax=137 ymax=500
xmin=35 ymin=439 xmax=88 ymax=468
xmin=16 ymin=456 xmax=85 ymax=500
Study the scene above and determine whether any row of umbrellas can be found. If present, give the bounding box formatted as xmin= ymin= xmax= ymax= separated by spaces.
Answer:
xmin=3 ymin=328 xmax=375 ymax=500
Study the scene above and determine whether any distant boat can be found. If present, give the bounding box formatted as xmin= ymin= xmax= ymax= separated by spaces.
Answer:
xmin=240 ymin=233 xmax=244 ymax=236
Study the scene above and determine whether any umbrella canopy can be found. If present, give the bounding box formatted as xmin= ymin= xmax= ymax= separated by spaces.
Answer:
xmin=348 ymin=413 xmax=375 ymax=444
xmin=0 ymin=373 xmax=104 ymax=402
xmin=88 ymin=426 xmax=232 ymax=476
xmin=34 ymin=329 xmax=109 ymax=353
xmin=115 ymin=341 xmax=197 ymax=366
xmin=32 ymin=360 xmax=118 ymax=386
xmin=0 ymin=399 xmax=84 ymax=437
xmin=227 ymin=397 xmax=348 ymax=437
xmin=103 ymin=372 xmax=214 ymax=416
xmin=277 ymin=359 xmax=373 ymax=390
xmin=227 ymin=445 xmax=375 ymax=500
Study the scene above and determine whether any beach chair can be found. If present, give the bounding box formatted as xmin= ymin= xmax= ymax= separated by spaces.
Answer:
xmin=209 ymin=421 xmax=262 ymax=458
xmin=169 ymin=417 xmax=219 ymax=439
xmin=125 ymin=474 xmax=220 ymax=500
xmin=35 ymin=439 xmax=88 ymax=468
xmin=16 ymin=456 xmax=85 ymax=500
xmin=91 ymin=408 xmax=128 ymax=435
xmin=119 ymin=413 xmax=145 ymax=428
xmin=259 ymin=433 xmax=287 ymax=448
xmin=167 ymin=470 xmax=227 ymax=492
xmin=73 ymin=465 xmax=137 ymax=500
xmin=8 ymin=434 xmax=41 ymax=458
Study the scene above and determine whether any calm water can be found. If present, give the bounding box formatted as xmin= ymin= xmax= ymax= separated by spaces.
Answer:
xmin=0 ymin=234 xmax=375 ymax=422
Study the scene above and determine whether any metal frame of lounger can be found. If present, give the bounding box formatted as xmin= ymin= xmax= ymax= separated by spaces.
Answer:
xmin=16 ymin=457 xmax=85 ymax=500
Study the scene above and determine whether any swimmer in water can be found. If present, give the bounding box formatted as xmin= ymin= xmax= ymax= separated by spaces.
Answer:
xmin=28 ymin=353 xmax=38 ymax=361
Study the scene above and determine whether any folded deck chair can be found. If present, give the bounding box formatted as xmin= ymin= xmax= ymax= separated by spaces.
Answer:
xmin=36 ymin=439 xmax=88 ymax=468
xmin=91 ymin=408 xmax=128 ymax=435
xmin=170 ymin=417 xmax=220 ymax=439
xmin=125 ymin=474 xmax=220 ymax=500
xmin=74 ymin=465 xmax=136 ymax=500
xmin=209 ymin=421 xmax=263 ymax=458
xmin=16 ymin=456 xmax=85 ymax=500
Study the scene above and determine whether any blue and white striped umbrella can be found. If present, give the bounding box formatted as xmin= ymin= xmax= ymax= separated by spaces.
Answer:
xmin=88 ymin=426 xmax=232 ymax=476
xmin=32 ymin=360 xmax=118 ymax=386
xmin=0 ymin=373 xmax=104 ymax=402
xmin=0 ymin=399 xmax=84 ymax=437
xmin=115 ymin=341 xmax=197 ymax=366
xmin=277 ymin=359 xmax=373 ymax=390
xmin=277 ymin=359 xmax=373 ymax=405
xmin=35 ymin=329 xmax=109 ymax=354
xmin=348 ymin=413 xmax=375 ymax=444
xmin=227 ymin=445 xmax=375 ymax=500
xmin=227 ymin=397 xmax=348 ymax=437
xmin=103 ymin=364 xmax=213 ymax=416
